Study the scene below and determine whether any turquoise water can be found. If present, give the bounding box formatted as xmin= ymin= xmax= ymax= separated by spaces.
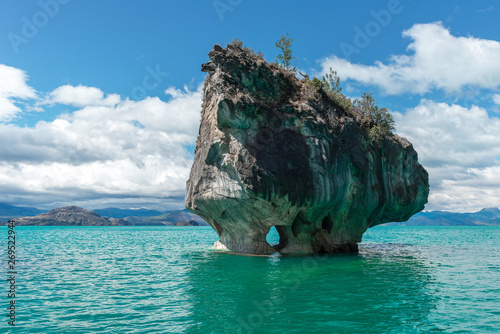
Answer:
xmin=2 ymin=226 xmax=499 ymax=333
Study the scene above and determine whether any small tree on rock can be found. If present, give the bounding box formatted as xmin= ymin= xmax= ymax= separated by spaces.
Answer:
xmin=353 ymin=92 xmax=395 ymax=141
xmin=321 ymin=68 xmax=352 ymax=110
xmin=306 ymin=68 xmax=352 ymax=110
xmin=275 ymin=33 xmax=295 ymax=70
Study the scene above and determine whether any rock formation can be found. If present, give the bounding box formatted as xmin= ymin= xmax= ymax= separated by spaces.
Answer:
xmin=185 ymin=44 xmax=429 ymax=254
xmin=12 ymin=206 xmax=208 ymax=226
xmin=14 ymin=206 xmax=119 ymax=226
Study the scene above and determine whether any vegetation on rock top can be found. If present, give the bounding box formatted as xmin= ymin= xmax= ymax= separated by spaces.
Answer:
xmin=226 ymin=34 xmax=396 ymax=142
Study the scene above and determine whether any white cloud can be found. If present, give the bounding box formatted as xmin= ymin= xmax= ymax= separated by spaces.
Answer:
xmin=0 ymin=97 xmax=22 ymax=121
xmin=0 ymin=80 xmax=202 ymax=210
xmin=476 ymin=6 xmax=494 ymax=13
xmin=425 ymin=165 xmax=500 ymax=213
xmin=394 ymin=99 xmax=500 ymax=212
xmin=321 ymin=22 xmax=500 ymax=94
xmin=0 ymin=64 xmax=36 ymax=121
xmin=0 ymin=157 xmax=191 ymax=208
xmin=46 ymin=84 xmax=121 ymax=107
xmin=493 ymin=93 xmax=500 ymax=105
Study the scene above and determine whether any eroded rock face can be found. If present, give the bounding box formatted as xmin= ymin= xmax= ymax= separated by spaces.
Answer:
xmin=186 ymin=44 xmax=429 ymax=254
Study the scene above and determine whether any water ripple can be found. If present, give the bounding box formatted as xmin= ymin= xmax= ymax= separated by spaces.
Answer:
xmin=1 ymin=226 xmax=499 ymax=333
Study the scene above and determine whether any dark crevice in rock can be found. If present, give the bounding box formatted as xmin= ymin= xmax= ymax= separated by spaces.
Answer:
xmin=212 ymin=220 xmax=224 ymax=236
xmin=321 ymin=215 xmax=334 ymax=234
xmin=291 ymin=213 xmax=303 ymax=238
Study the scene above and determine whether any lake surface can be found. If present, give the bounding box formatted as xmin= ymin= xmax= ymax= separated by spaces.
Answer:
xmin=2 ymin=225 xmax=499 ymax=333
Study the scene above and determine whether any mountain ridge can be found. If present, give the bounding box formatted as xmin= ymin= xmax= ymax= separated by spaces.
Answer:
xmin=386 ymin=207 xmax=500 ymax=226
xmin=0 ymin=203 xmax=44 ymax=219
xmin=14 ymin=206 xmax=118 ymax=226
xmin=4 ymin=205 xmax=207 ymax=226
xmin=1 ymin=202 xmax=497 ymax=226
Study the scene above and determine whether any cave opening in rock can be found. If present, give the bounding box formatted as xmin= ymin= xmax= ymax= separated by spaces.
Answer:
xmin=266 ymin=226 xmax=280 ymax=247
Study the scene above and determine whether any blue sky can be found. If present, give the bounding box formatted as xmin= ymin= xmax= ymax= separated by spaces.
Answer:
xmin=1 ymin=0 xmax=500 ymax=212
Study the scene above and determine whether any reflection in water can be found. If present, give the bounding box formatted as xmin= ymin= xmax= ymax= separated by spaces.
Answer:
xmin=184 ymin=243 xmax=438 ymax=334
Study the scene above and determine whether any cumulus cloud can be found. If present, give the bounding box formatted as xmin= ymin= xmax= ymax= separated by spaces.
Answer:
xmin=45 ymin=84 xmax=121 ymax=107
xmin=321 ymin=22 xmax=500 ymax=94
xmin=394 ymin=100 xmax=500 ymax=212
xmin=0 ymin=66 xmax=203 ymax=210
xmin=493 ymin=93 xmax=500 ymax=105
xmin=0 ymin=94 xmax=201 ymax=164
xmin=0 ymin=64 xmax=36 ymax=121
xmin=0 ymin=157 xmax=191 ymax=210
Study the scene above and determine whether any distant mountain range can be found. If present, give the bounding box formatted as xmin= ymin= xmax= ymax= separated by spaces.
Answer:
xmin=386 ymin=207 xmax=500 ymax=226
xmin=1 ymin=202 xmax=498 ymax=226
xmin=0 ymin=203 xmax=207 ymax=226
xmin=14 ymin=206 xmax=123 ymax=226
xmin=0 ymin=203 xmax=44 ymax=219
